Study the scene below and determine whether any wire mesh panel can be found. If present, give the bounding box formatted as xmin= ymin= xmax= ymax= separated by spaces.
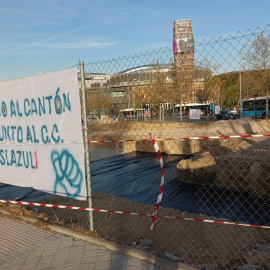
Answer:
xmin=0 ymin=25 xmax=270 ymax=270
xmin=81 ymin=25 xmax=270 ymax=270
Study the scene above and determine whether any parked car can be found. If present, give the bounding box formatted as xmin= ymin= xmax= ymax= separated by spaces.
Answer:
xmin=225 ymin=109 xmax=240 ymax=120
xmin=216 ymin=109 xmax=240 ymax=120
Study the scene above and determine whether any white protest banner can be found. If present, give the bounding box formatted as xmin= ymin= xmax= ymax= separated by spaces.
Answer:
xmin=189 ymin=109 xmax=201 ymax=120
xmin=0 ymin=68 xmax=87 ymax=200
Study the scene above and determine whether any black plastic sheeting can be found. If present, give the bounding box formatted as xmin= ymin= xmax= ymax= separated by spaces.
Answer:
xmin=0 ymin=184 xmax=54 ymax=202
xmin=0 ymin=152 xmax=269 ymax=226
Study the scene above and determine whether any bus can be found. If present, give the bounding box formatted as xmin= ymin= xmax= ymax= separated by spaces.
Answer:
xmin=242 ymin=96 xmax=270 ymax=119
xmin=119 ymin=108 xmax=145 ymax=121
xmin=175 ymin=102 xmax=213 ymax=116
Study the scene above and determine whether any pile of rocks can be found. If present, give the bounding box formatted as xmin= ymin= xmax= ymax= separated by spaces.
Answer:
xmin=177 ymin=118 xmax=270 ymax=198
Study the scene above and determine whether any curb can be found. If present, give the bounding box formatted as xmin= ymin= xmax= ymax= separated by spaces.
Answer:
xmin=0 ymin=209 xmax=196 ymax=270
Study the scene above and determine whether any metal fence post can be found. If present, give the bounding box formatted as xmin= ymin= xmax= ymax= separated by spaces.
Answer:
xmin=80 ymin=61 xmax=94 ymax=231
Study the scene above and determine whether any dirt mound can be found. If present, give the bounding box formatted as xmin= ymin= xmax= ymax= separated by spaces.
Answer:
xmin=202 ymin=118 xmax=270 ymax=136
xmin=177 ymin=118 xmax=270 ymax=199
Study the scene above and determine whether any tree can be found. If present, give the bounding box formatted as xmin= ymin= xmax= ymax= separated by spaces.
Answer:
xmin=147 ymin=62 xmax=171 ymax=107
xmin=86 ymin=88 xmax=113 ymax=116
xmin=134 ymin=62 xmax=172 ymax=120
xmin=220 ymin=75 xmax=239 ymax=108
xmin=170 ymin=60 xmax=194 ymax=121
xmin=243 ymin=33 xmax=270 ymax=97
xmin=195 ymin=57 xmax=221 ymax=104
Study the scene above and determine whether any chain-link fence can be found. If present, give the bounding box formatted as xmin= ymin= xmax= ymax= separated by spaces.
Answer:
xmin=1 ymin=25 xmax=270 ymax=269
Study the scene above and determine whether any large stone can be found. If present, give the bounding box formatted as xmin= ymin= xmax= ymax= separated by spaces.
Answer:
xmin=237 ymin=264 xmax=263 ymax=270
xmin=136 ymin=238 xmax=152 ymax=248
xmin=164 ymin=252 xmax=182 ymax=261
xmin=177 ymin=153 xmax=270 ymax=199
xmin=177 ymin=155 xmax=216 ymax=185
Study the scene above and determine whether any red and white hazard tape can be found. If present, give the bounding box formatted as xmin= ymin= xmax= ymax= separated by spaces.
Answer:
xmin=0 ymin=199 xmax=269 ymax=229
xmin=0 ymin=134 xmax=269 ymax=146
xmin=149 ymin=133 xmax=164 ymax=230
xmin=157 ymin=214 xmax=270 ymax=229
xmin=243 ymin=148 xmax=270 ymax=152
xmin=86 ymin=134 xmax=270 ymax=144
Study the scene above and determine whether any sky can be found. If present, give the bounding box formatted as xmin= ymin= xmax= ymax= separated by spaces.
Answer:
xmin=0 ymin=0 xmax=269 ymax=80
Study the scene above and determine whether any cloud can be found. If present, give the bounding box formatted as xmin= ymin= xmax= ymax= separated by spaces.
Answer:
xmin=0 ymin=40 xmax=115 ymax=55
xmin=144 ymin=8 xmax=163 ymax=18
xmin=34 ymin=40 xmax=116 ymax=49
xmin=0 ymin=6 xmax=34 ymax=17
xmin=0 ymin=48 xmax=47 ymax=56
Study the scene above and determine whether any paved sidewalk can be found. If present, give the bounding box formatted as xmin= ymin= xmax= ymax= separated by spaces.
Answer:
xmin=0 ymin=215 xmax=195 ymax=270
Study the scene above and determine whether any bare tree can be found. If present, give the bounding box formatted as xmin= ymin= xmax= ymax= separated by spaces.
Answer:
xmin=170 ymin=61 xmax=194 ymax=121
xmin=87 ymin=88 xmax=113 ymax=117
xmin=149 ymin=62 xmax=170 ymax=105
xmin=139 ymin=62 xmax=172 ymax=120
xmin=195 ymin=57 xmax=221 ymax=104
xmin=243 ymin=33 xmax=270 ymax=96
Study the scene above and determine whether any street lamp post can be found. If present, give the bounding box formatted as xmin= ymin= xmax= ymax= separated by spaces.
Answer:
xmin=239 ymin=42 xmax=252 ymax=118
